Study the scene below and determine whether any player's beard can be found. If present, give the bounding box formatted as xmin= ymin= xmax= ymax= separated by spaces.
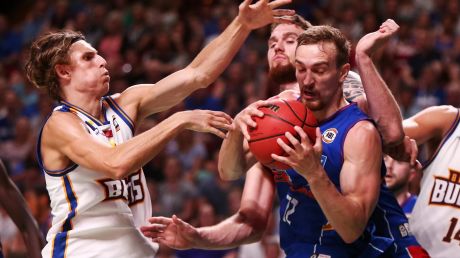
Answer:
xmin=268 ymin=63 xmax=297 ymax=85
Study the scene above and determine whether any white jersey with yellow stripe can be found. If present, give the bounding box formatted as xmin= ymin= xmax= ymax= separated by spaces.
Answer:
xmin=409 ymin=107 xmax=460 ymax=257
xmin=38 ymin=96 xmax=157 ymax=258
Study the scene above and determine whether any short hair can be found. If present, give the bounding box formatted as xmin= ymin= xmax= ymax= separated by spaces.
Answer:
xmin=297 ymin=25 xmax=351 ymax=68
xmin=25 ymin=31 xmax=85 ymax=101
xmin=270 ymin=14 xmax=312 ymax=32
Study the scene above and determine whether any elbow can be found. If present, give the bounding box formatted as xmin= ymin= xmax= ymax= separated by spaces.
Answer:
xmin=218 ymin=165 xmax=240 ymax=181
xmin=237 ymin=206 xmax=269 ymax=239
xmin=103 ymin=160 xmax=132 ymax=180
xmin=382 ymin=125 xmax=404 ymax=147
xmin=187 ymin=67 xmax=212 ymax=89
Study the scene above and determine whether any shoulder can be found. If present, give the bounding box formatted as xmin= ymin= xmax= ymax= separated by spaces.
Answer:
xmin=348 ymin=120 xmax=379 ymax=137
xmin=43 ymin=111 xmax=87 ymax=141
xmin=345 ymin=120 xmax=381 ymax=149
xmin=345 ymin=70 xmax=362 ymax=83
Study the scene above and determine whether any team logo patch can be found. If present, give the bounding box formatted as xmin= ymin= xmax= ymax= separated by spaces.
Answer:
xmin=429 ymin=169 xmax=460 ymax=209
xmin=322 ymin=128 xmax=338 ymax=144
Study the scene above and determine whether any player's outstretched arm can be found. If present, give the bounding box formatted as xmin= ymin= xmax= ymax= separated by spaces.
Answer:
xmin=355 ymin=19 xmax=403 ymax=146
xmin=141 ymin=163 xmax=275 ymax=249
xmin=272 ymin=123 xmax=381 ymax=243
xmin=118 ymin=0 xmax=294 ymax=121
xmin=0 ymin=160 xmax=45 ymax=258
xmin=42 ymin=110 xmax=232 ymax=179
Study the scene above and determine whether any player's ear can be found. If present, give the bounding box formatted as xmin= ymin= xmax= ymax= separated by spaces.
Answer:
xmin=55 ymin=64 xmax=71 ymax=80
xmin=338 ymin=63 xmax=350 ymax=84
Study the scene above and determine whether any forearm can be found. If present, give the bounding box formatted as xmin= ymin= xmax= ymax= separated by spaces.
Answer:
xmin=194 ymin=213 xmax=264 ymax=249
xmin=306 ymin=170 xmax=368 ymax=243
xmin=104 ymin=112 xmax=186 ymax=178
xmin=218 ymin=129 xmax=248 ymax=180
xmin=355 ymin=54 xmax=404 ymax=146
xmin=188 ymin=17 xmax=250 ymax=87
xmin=0 ymin=173 xmax=44 ymax=255
xmin=23 ymin=224 xmax=45 ymax=258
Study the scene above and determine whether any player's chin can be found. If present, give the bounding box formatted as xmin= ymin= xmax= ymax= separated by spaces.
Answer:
xmin=303 ymin=100 xmax=321 ymax=111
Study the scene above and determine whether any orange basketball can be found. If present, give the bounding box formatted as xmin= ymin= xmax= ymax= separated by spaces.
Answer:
xmin=248 ymin=98 xmax=317 ymax=170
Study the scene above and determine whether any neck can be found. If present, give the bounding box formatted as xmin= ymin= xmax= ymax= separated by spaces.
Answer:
xmin=395 ymin=189 xmax=411 ymax=207
xmin=63 ymin=93 xmax=103 ymax=119
xmin=313 ymin=94 xmax=348 ymax=122
xmin=279 ymin=82 xmax=298 ymax=92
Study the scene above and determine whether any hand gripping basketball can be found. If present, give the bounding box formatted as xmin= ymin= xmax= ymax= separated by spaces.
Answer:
xmin=248 ymin=98 xmax=317 ymax=170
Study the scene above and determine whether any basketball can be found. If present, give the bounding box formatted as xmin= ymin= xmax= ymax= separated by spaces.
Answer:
xmin=248 ymin=98 xmax=317 ymax=170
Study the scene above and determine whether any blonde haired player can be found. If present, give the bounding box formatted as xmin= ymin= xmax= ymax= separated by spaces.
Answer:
xmin=25 ymin=1 xmax=294 ymax=257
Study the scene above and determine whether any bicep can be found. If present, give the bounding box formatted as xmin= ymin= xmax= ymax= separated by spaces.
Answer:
xmin=119 ymin=68 xmax=196 ymax=119
xmin=45 ymin=114 xmax=115 ymax=176
xmin=340 ymin=122 xmax=382 ymax=217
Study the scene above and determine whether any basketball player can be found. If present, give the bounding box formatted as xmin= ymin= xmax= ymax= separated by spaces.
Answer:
xmin=403 ymin=105 xmax=460 ymax=257
xmin=0 ymin=159 xmax=44 ymax=258
xmin=384 ymin=155 xmax=418 ymax=218
xmin=218 ymin=17 xmax=425 ymax=256
xmin=143 ymin=22 xmax=423 ymax=257
xmin=25 ymin=0 xmax=294 ymax=257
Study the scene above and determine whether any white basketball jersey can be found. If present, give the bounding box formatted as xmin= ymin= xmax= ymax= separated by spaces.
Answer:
xmin=39 ymin=96 xmax=158 ymax=258
xmin=410 ymin=108 xmax=460 ymax=257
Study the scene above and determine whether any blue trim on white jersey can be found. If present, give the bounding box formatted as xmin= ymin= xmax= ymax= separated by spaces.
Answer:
xmin=52 ymin=175 xmax=78 ymax=258
xmin=62 ymin=175 xmax=78 ymax=231
xmin=104 ymin=96 xmax=135 ymax=133
xmin=36 ymin=118 xmax=78 ymax=177
xmin=52 ymin=232 xmax=68 ymax=258
xmin=60 ymin=100 xmax=105 ymax=126
xmin=423 ymin=108 xmax=460 ymax=168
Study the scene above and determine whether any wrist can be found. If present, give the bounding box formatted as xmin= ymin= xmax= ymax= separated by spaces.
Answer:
xmin=194 ymin=227 xmax=208 ymax=248
xmin=301 ymin=165 xmax=326 ymax=184
xmin=355 ymin=52 xmax=372 ymax=67
xmin=234 ymin=15 xmax=252 ymax=33
xmin=171 ymin=111 xmax=190 ymax=130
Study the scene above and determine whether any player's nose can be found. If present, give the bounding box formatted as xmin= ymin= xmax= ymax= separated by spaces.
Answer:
xmin=98 ymin=55 xmax=107 ymax=68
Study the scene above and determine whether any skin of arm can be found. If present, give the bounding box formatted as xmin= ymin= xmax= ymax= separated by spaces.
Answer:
xmin=354 ymin=19 xmax=404 ymax=147
xmin=141 ymin=162 xmax=275 ymax=249
xmin=115 ymin=0 xmax=294 ymax=122
xmin=42 ymin=110 xmax=231 ymax=179
xmin=218 ymin=90 xmax=298 ymax=180
xmin=0 ymin=160 xmax=45 ymax=258
xmin=272 ymin=123 xmax=381 ymax=243
xmin=403 ymin=105 xmax=458 ymax=146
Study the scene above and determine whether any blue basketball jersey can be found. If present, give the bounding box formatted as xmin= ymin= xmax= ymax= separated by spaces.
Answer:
xmin=273 ymin=103 xmax=426 ymax=258
xmin=274 ymin=103 xmax=376 ymax=258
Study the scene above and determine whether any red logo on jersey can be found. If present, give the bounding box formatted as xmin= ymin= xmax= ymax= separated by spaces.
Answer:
xmin=429 ymin=169 xmax=460 ymax=209
xmin=98 ymin=171 xmax=145 ymax=206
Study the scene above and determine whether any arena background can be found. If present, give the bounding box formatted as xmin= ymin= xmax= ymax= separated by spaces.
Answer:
xmin=0 ymin=0 xmax=459 ymax=257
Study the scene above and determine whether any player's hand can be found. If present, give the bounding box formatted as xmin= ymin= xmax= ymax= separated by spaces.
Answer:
xmin=141 ymin=215 xmax=198 ymax=250
xmin=179 ymin=110 xmax=233 ymax=139
xmin=233 ymin=99 xmax=280 ymax=140
xmin=237 ymin=0 xmax=295 ymax=30
xmin=384 ymin=136 xmax=418 ymax=166
xmin=355 ymin=19 xmax=399 ymax=57
xmin=271 ymin=127 xmax=323 ymax=177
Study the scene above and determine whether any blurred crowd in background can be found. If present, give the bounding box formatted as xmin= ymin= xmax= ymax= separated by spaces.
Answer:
xmin=1 ymin=0 xmax=460 ymax=257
